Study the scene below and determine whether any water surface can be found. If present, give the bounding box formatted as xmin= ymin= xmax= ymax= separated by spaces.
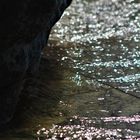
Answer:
xmin=1 ymin=0 xmax=140 ymax=139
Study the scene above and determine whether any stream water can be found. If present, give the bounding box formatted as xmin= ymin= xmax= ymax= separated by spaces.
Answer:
xmin=1 ymin=0 xmax=140 ymax=139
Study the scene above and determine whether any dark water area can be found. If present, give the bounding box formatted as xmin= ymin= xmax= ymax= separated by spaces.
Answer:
xmin=1 ymin=0 xmax=140 ymax=139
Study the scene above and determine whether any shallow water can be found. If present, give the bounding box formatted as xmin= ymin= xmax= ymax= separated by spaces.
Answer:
xmin=50 ymin=0 xmax=140 ymax=96
xmin=1 ymin=0 xmax=140 ymax=139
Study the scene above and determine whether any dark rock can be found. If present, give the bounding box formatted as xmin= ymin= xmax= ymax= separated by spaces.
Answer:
xmin=0 ymin=0 xmax=72 ymax=127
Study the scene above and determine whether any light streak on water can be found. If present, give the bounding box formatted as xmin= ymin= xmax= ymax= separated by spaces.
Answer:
xmin=36 ymin=115 xmax=140 ymax=139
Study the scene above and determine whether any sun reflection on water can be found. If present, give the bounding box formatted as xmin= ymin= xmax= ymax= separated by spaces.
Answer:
xmin=36 ymin=115 xmax=140 ymax=139
xmin=41 ymin=0 xmax=140 ymax=139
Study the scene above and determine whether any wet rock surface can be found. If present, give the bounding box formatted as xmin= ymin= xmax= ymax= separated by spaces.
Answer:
xmin=0 ymin=0 xmax=72 ymax=127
